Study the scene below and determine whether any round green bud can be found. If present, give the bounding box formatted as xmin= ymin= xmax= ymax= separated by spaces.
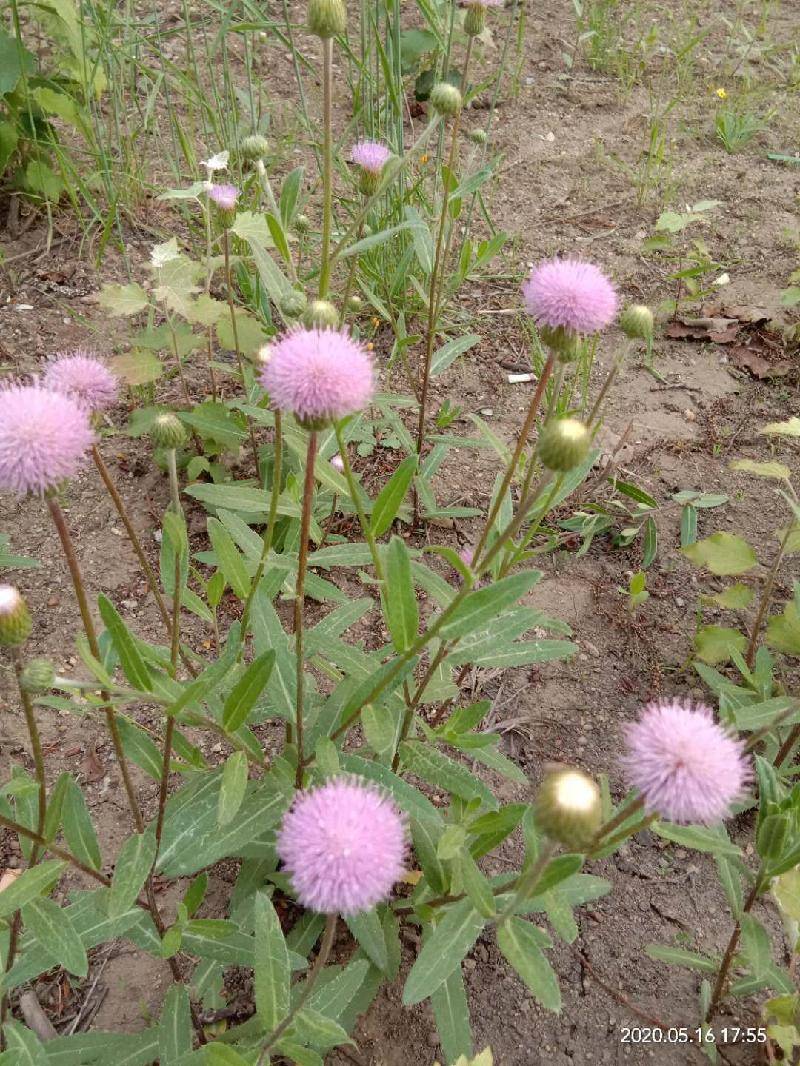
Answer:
xmin=430 ymin=82 xmax=463 ymax=118
xmin=308 ymin=0 xmax=346 ymax=38
xmin=303 ymin=299 xmax=340 ymax=330
xmin=345 ymin=295 xmax=363 ymax=312
xmin=358 ymin=169 xmax=382 ymax=197
xmin=534 ymin=768 xmax=602 ymax=848
xmin=463 ymin=1 xmax=486 ymax=37
xmin=468 ymin=128 xmax=488 ymax=145
xmin=150 ymin=413 xmax=187 ymax=450
xmin=537 ymin=418 xmax=590 ymax=472
xmin=240 ymin=134 xmax=270 ymax=163
xmin=294 ymin=213 xmax=311 ymax=234
xmin=0 ymin=586 xmax=32 ymax=647
xmin=281 ymin=290 xmax=308 ymax=319
xmin=619 ymin=303 xmax=654 ymax=342
xmin=538 ymin=324 xmax=581 ymax=362
xmin=21 ymin=658 xmax=56 ymax=694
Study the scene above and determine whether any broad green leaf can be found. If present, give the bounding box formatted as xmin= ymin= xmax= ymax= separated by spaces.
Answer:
xmin=370 ymin=456 xmax=418 ymax=539
xmin=403 ymin=900 xmax=486 ymax=1005
xmin=0 ymin=1020 xmax=45 ymax=1065
xmin=694 ymin=625 xmax=747 ymax=665
xmin=159 ymin=985 xmax=192 ymax=1065
xmin=254 ymin=891 xmax=290 ymax=1030
xmin=496 ymin=917 xmax=560 ymax=1012
xmin=340 ymin=755 xmax=442 ymax=824
xmin=217 ymin=752 xmax=249 ymax=826
xmin=430 ymin=967 xmax=472 ymax=1065
xmin=644 ymin=944 xmax=718 ymax=972
xmin=23 ymin=897 xmax=88 ymax=977
xmin=439 ymin=571 xmax=542 ymax=641
xmin=681 ymin=532 xmax=757 ymax=576
xmin=459 ymin=851 xmax=496 ymax=918
xmin=656 ymin=822 xmax=741 ymax=856
xmin=740 ymin=914 xmax=772 ymax=978
xmin=706 ymin=583 xmax=753 ymax=610
xmin=0 ymin=860 xmax=64 ymax=920
xmin=383 ymin=536 xmax=418 ymax=652
xmin=117 ymin=718 xmax=163 ymax=781
xmin=400 ymin=741 xmax=498 ymax=810
xmin=98 ymin=594 xmax=152 ymax=691
xmin=431 ymin=334 xmax=479 ymax=378
xmin=208 ymin=518 xmax=251 ymax=600
xmin=766 ymin=601 xmax=800 ymax=656
xmin=222 ymin=651 xmax=275 ymax=732
xmin=346 ymin=909 xmax=389 ymax=973
xmin=109 ymin=831 xmax=157 ymax=917
xmin=98 ymin=282 xmax=150 ymax=317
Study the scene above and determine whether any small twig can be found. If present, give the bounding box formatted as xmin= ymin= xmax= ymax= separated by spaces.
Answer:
xmin=19 ymin=992 xmax=58 ymax=1042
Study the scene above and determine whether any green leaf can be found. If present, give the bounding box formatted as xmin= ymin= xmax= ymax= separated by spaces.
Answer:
xmin=645 ymin=944 xmax=718 ymax=972
xmin=222 ymin=651 xmax=275 ymax=732
xmin=0 ymin=1021 xmax=45 ymax=1066
xmin=98 ymin=282 xmax=150 ymax=317
xmin=370 ymin=456 xmax=418 ymax=539
xmin=280 ymin=166 xmax=304 ymax=226
xmin=459 ymin=851 xmax=496 ymax=918
xmin=383 ymin=536 xmax=419 ymax=653
xmin=430 ymin=966 xmax=473 ymax=1065
xmin=254 ymin=891 xmax=290 ymax=1030
xmin=766 ymin=601 xmax=800 ymax=656
xmin=346 ymin=908 xmax=389 ymax=973
xmin=497 ymin=917 xmax=560 ymax=1012
xmin=706 ymin=583 xmax=753 ymax=610
xmin=431 ymin=334 xmax=480 ymax=378
xmin=185 ymin=483 xmax=272 ymax=514
xmin=159 ymin=985 xmax=192 ymax=1065
xmin=694 ymin=625 xmax=747 ymax=665
xmin=403 ymin=900 xmax=486 ymax=1005
xmin=439 ymin=571 xmax=542 ymax=641
xmin=681 ymin=532 xmax=757 ymax=576
xmin=62 ymin=776 xmax=102 ymax=870
xmin=400 ymin=741 xmax=498 ymax=810
xmin=655 ymin=822 xmax=741 ymax=856
xmin=207 ymin=518 xmax=251 ymax=600
xmin=98 ymin=594 xmax=152 ymax=691
xmin=111 ymin=348 xmax=163 ymax=386
xmin=740 ymin=914 xmax=772 ymax=978
xmin=642 ymin=516 xmax=657 ymax=569
xmin=760 ymin=417 xmax=800 ymax=436
xmin=0 ymin=860 xmax=64 ymax=920
xmin=117 ymin=718 xmax=164 ymax=781
xmin=109 ymin=831 xmax=158 ymax=917
xmin=23 ymin=897 xmax=88 ymax=977
xmin=217 ymin=752 xmax=249 ymax=826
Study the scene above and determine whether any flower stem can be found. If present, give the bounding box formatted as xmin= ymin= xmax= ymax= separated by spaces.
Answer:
xmin=498 ymin=839 xmax=558 ymax=921
xmin=293 ymin=430 xmax=318 ymax=787
xmin=745 ymin=523 xmax=793 ymax=669
xmin=166 ymin=447 xmax=181 ymax=516
xmin=318 ymin=37 xmax=334 ymax=299
xmin=46 ymin=494 xmax=144 ymax=832
xmin=240 ymin=410 xmax=284 ymax=641
xmin=255 ymin=914 xmax=337 ymax=1066
xmin=223 ymin=228 xmax=261 ymax=473
xmin=705 ymin=872 xmax=764 ymax=1023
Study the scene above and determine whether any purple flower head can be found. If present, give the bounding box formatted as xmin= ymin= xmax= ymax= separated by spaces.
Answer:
xmin=459 ymin=547 xmax=474 ymax=567
xmin=522 ymin=258 xmax=618 ymax=334
xmin=0 ymin=383 xmax=95 ymax=496
xmin=208 ymin=183 xmax=239 ymax=210
xmin=277 ymin=777 xmax=408 ymax=914
xmin=351 ymin=140 xmax=392 ymax=175
xmin=622 ymin=699 xmax=751 ymax=825
xmin=260 ymin=327 xmax=374 ymax=428
xmin=330 ymin=453 xmax=345 ymax=472
xmin=43 ymin=350 xmax=118 ymax=413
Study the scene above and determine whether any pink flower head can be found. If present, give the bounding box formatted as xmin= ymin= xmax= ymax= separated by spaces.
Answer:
xmin=0 ymin=383 xmax=95 ymax=496
xmin=461 ymin=0 xmax=504 ymax=6
xmin=208 ymin=183 xmax=239 ymax=210
xmin=351 ymin=140 xmax=392 ymax=174
xmin=522 ymin=258 xmax=618 ymax=334
xmin=260 ymin=327 xmax=374 ymax=428
xmin=459 ymin=547 xmax=474 ymax=567
xmin=330 ymin=453 xmax=345 ymax=472
xmin=43 ymin=349 xmax=118 ymax=412
xmin=622 ymin=699 xmax=751 ymax=825
xmin=277 ymin=777 xmax=408 ymax=915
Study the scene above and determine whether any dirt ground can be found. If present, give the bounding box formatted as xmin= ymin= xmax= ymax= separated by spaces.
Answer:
xmin=1 ymin=0 xmax=799 ymax=1062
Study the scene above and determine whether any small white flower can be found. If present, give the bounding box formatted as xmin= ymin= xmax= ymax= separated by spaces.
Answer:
xmin=200 ymin=151 xmax=229 ymax=173
xmin=713 ymin=272 xmax=731 ymax=287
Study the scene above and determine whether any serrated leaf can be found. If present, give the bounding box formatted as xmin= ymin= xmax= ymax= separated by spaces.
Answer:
xmin=98 ymin=282 xmax=150 ymax=316
xmin=496 ymin=917 xmax=560 ymax=1012
xmin=694 ymin=625 xmax=748 ymax=665
xmin=681 ymin=532 xmax=757 ymax=576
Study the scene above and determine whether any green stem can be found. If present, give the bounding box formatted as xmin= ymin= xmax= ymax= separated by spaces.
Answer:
xmin=240 ymin=410 xmax=283 ymax=640
xmin=293 ymin=430 xmax=318 ymax=786
xmin=745 ymin=523 xmax=793 ymax=669
xmin=318 ymin=37 xmax=334 ymax=299
xmin=255 ymin=914 xmax=337 ymax=1066
xmin=499 ymin=839 xmax=558 ymax=921
xmin=705 ymin=872 xmax=764 ymax=1023
xmin=166 ymin=447 xmax=181 ymax=515
xmin=223 ymin=227 xmax=261 ymax=473
xmin=333 ymin=424 xmax=382 ymax=579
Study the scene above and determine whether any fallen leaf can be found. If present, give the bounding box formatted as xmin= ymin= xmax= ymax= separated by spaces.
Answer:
xmin=728 ymin=347 xmax=792 ymax=379
xmin=0 ymin=869 xmax=21 ymax=892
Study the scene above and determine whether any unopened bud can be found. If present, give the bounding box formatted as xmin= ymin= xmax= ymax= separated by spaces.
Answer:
xmin=21 ymin=658 xmax=55 ymax=694
xmin=303 ymin=299 xmax=340 ymax=330
xmin=468 ymin=128 xmax=488 ymax=145
xmin=430 ymin=82 xmax=463 ymax=117
xmin=345 ymin=295 xmax=362 ymax=312
xmin=535 ymin=768 xmax=601 ymax=848
xmin=294 ymin=214 xmax=310 ymax=234
xmin=619 ymin=304 xmax=654 ymax=342
xmin=538 ymin=325 xmax=581 ymax=362
xmin=281 ymin=290 xmax=308 ymax=320
xmin=463 ymin=1 xmax=487 ymax=36
xmin=150 ymin=413 xmax=187 ymax=450
xmin=537 ymin=418 xmax=590 ymax=472
xmin=0 ymin=586 xmax=32 ymax=647
xmin=308 ymin=0 xmax=346 ymax=38
xmin=240 ymin=134 xmax=270 ymax=163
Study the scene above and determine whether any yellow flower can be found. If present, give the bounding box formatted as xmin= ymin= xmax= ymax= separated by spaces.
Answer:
xmin=420 ymin=153 xmax=429 ymax=165
xmin=715 ymin=86 xmax=727 ymax=99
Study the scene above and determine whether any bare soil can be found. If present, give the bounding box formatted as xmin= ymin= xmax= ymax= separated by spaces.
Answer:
xmin=1 ymin=0 xmax=799 ymax=1062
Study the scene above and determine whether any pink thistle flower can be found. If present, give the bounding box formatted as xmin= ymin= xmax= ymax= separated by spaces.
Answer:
xmin=43 ymin=349 xmax=118 ymax=412
xmin=208 ymin=183 xmax=239 ymax=210
xmin=522 ymin=258 xmax=618 ymax=334
xmin=622 ymin=699 xmax=751 ymax=825
xmin=350 ymin=140 xmax=392 ymax=174
xmin=277 ymin=778 xmax=408 ymax=915
xmin=0 ymin=383 xmax=95 ymax=496
xmin=459 ymin=547 xmax=474 ymax=567
xmin=330 ymin=453 xmax=345 ymax=472
xmin=260 ymin=327 xmax=374 ymax=428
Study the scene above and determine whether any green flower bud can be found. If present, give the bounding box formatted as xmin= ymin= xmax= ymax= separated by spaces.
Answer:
xmin=294 ymin=213 xmax=311 ymax=234
xmin=303 ymin=299 xmax=340 ymax=330
xmin=538 ymin=325 xmax=581 ymax=362
xmin=308 ymin=0 xmax=346 ymax=38
xmin=345 ymin=295 xmax=363 ymax=312
xmin=537 ymin=418 xmax=590 ymax=472
xmin=535 ymin=768 xmax=602 ymax=848
xmin=619 ymin=304 xmax=654 ymax=341
xmin=0 ymin=586 xmax=32 ymax=647
xmin=240 ymin=134 xmax=270 ymax=163
xmin=468 ymin=128 xmax=488 ymax=145
xmin=430 ymin=82 xmax=463 ymax=118
xmin=21 ymin=658 xmax=56 ymax=694
xmin=281 ymin=290 xmax=308 ymax=319
xmin=150 ymin=413 xmax=187 ymax=450
xmin=464 ymin=1 xmax=486 ymax=36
